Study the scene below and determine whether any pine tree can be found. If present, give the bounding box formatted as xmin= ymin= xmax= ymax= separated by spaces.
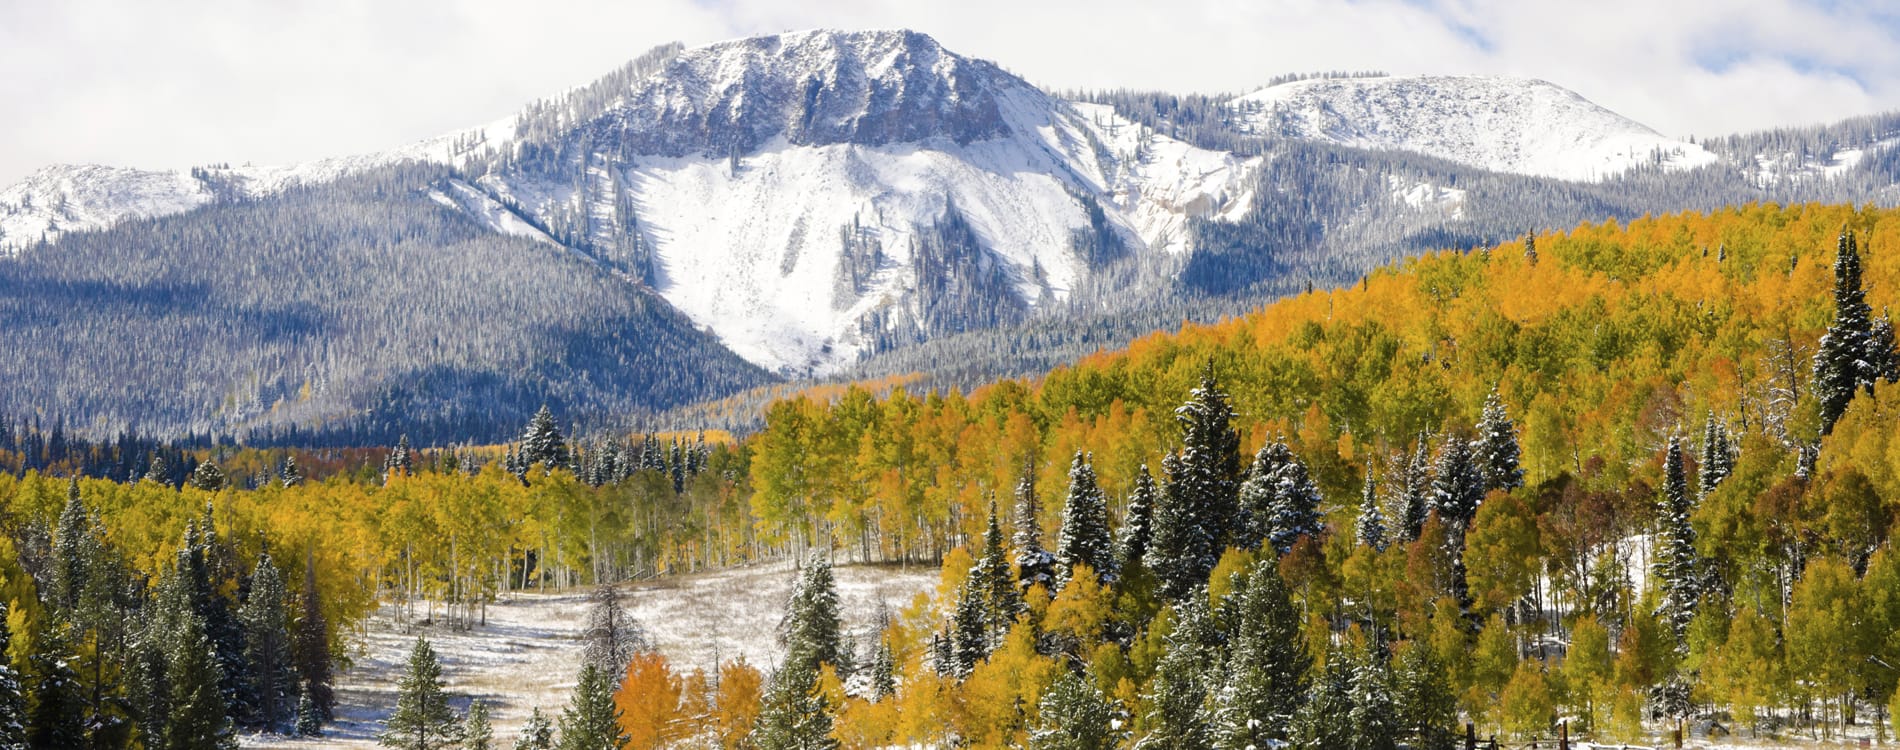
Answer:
xmin=1013 ymin=464 xmax=1056 ymax=592
xmin=1115 ymin=464 xmax=1158 ymax=572
xmin=947 ymin=581 xmax=988 ymax=678
xmin=0 ymin=603 xmax=26 ymax=750
xmin=1430 ymin=434 xmax=1484 ymax=533
xmin=1234 ymin=442 xmax=1281 ymax=550
xmin=1356 ymin=470 xmax=1388 ymax=552
xmin=1263 ymin=444 xmax=1324 ymax=556
xmin=751 ymin=659 xmax=836 ymax=750
xmin=520 ymin=406 xmax=570 ymax=471
xmin=1150 ymin=368 xmax=1243 ymax=601
xmin=296 ymin=687 xmax=323 ymax=737
xmin=969 ymin=499 xmax=1023 ymax=640
xmin=1349 ymin=655 xmax=1399 ymax=750
xmin=26 ymin=628 xmax=87 ymax=750
xmin=1697 ymin=413 xmax=1733 ymax=500
xmin=779 ymin=554 xmax=845 ymax=677
xmin=867 ymin=638 xmax=896 ymax=701
xmin=1143 ymin=596 xmax=1218 ymax=750
xmin=240 ymin=551 xmax=297 ymax=731
xmin=385 ymin=435 xmax=415 ymax=483
xmin=1473 ymin=388 xmax=1523 ymax=493
xmin=512 ymin=708 xmax=554 ymax=750
xmin=294 ymin=553 xmax=336 ymax=721
xmin=1814 ymin=228 xmax=1878 ymax=434
xmin=380 ymin=637 xmax=460 ymax=750
xmin=1395 ymin=437 xmax=1433 ymax=542
xmin=463 ymin=698 xmax=493 ymax=750
xmin=1293 ymin=652 xmax=1356 ymax=749
xmin=189 ymin=461 xmax=228 ymax=491
xmin=279 ymin=455 xmax=304 ymax=488
xmin=168 ymin=604 xmax=240 ymax=750
xmin=1055 ymin=451 xmax=1114 ymax=587
xmin=49 ymin=479 xmax=89 ymax=616
xmin=1392 ymin=644 xmax=1457 ymax=750
xmin=125 ymin=594 xmax=175 ymax=749
xmin=1212 ymin=560 xmax=1308 ymax=748
xmin=1029 ymin=671 xmax=1117 ymax=750
xmin=555 ymin=662 xmax=628 ymax=750
xmin=1654 ymin=436 xmax=1700 ymax=643
xmin=581 ymin=584 xmax=647 ymax=679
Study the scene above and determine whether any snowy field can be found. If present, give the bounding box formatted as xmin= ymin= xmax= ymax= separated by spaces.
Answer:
xmin=241 ymin=561 xmax=938 ymax=748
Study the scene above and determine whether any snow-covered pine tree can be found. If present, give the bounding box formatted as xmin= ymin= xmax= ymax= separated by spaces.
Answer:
xmin=519 ymin=406 xmax=570 ymax=471
xmin=1292 ymin=651 xmax=1355 ymax=749
xmin=751 ymin=658 xmax=837 ymax=750
xmin=1871 ymin=310 xmax=1900 ymax=383
xmin=512 ymin=708 xmax=554 ymax=750
xmin=969 ymin=499 xmax=1023 ymax=639
xmin=1473 ymin=388 xmax=1523 ymax=493
xmin=279 ymin=455 xmax=304 ymax=488
xmin=294 ymin=553 xmax=336 ymax=721
xmin=1356 ymin=470 xmax=1388 ymax=552
xmin=1394 ymin=436 xmax=1434 ymax=542
xmin=581 ymin=584 xmax=648 ymax=679
xmin=240 ymin=552 xmax=297 ymax=731
xmin=947 ymin=581 xmax=988 ymax=678
xmin=296 ymin=687 xmax=323 ymax=737
xmin=1348 ymin=654 xmax=1399 ymax=750
xmin=1697 ymin=413 xmax=1734 ymax=500
xmin=145 ymin=454 xmax=170 ymax=485
xmin=1029 ymin=670 xmax=1117 ymax=750
xmin=1429 ymin=434 xmax=1484 ymax=533
xmin=463 ymin=699 xmax=493 ymax=750
xmin=1150 ymin=370 xmax=1246 ymax=600
xmin=49 ymin=479 xmax=89 ymax=615
xmin=1212 ymin=560 xmax=1308 ymax=748
xmin=1263 ymin=445 xmax=1325 ymax=556
xmin=1012 ymin=464 xmax=1056 ymax=592
xmin=1654 ymin=436 xmax=1700 ymax=643
xmin=25 ymin=628 xmax=86 ymax=749
xmin=168 ymin=599 xmax=239 ymax=750
xmin=1115 ymin=464 xmax=1158 ymax=572
xmin=385 ymin=435 xmax=415 ymax=483
xmin=555 ymin=662 xmax=628 ymax=750
xmin=1141 ymin=596 xmax=1218 ymax=750
xmin=1055 ymin=451 xmax=1114 ymax=587
xmin=124 ymin=589 xmax=175 ymax=748
xmin=190 ymin=460 xmax=228 ymax=491
xmin=1234 ymin=441 xmax=1284 ymax=550
xmin=0 ymin=603 xmax=25 ymax=750
xmin=779 ymin=554 xmax=846 ymax=677
xmin=867 ymin=637 xmax=897 ymax=701
xmin=1814 ymin=228 xmax=1877 ymax=434
xmin=379 ymin=637 xmax=460 ymax=750
xmin=1391 ymin=643 xmax=1457 ymax=750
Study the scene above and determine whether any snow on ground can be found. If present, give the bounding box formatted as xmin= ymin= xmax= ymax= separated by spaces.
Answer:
xmin=241 ymin=561 xmax=937 ymax=748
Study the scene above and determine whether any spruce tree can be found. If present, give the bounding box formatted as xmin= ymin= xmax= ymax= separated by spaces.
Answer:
xmin=1429 ymin=435 xmax=1484 ymax=533
xmin=385 ymin=435 xmax=415 ymax=483
xmin=296 ymin=688 xmax=323 ymax=737
xmin=125 ymin=596 xmax=175 ymax=749
xmin=555 ymin=662 xmax=628 ymax=750
xmin=1392 ymin=644 xmax=1457 ymax=750
xmin=947 ymin=581 xmax=988 ymax=678
xmin=189 ymin=461 xmax=228 ymax=491
xmin=751 ymin=659 xmax=836 ymax=750
xmin=279 ymin=455 xmax=304 ymax=488
xmin=49 ymin=479 xmax=89 ymax=616
xmin=1262 ymin=444 xmax=1324 ymax=556
xmin=1234 ymin=442 xmax=1282 ymax=550
xmin=1473 ymin=388 xmax=1523 ymax=493
xmin=0 ymin=603 xmax=26 ymax=750
xmin=26 ymin=628 xmax=87 ymax=750
xmin=168 ymin=605 xmax=239 ymax=750
xmin=1697 ymin=414 xmax=1733 ymax=500
xmin=1815 ymin=228 xmax=1877 ymax=434
xmin=512 ymin=708 xmax=554 ymax=750
xmin=519 ymin=406 xmax=570 ymax=471
xmin=294 ymin=553 xmax=336 ymax=721
xmin=1115 ymin=464 xmax=1158 ymax=572
xmin=779 ymin=554 xmax=845 ymax=677
xmin=1654 ymin=436 xmax=1700 ymax=642
xmin=581 ymin=584 xmax=647 ymax=679
xmin=1012 ymin=465 xmax=1055 ymax=592
xmin=867 ymin=639 xmax=896 ymax=701
xmin=1141 ymin=596 xmax=1218 ymax=750
xmin=1292 ymin=652 xmax=1356 ymax=749
xmin=240 ymin=551 xmax=297 ymax=731
xmin=1055 ymin=451 xmax=1114 ymax=587
xmin=463 ymin=698 xmax=493 ymax=750
xmin=380 ymin=637 xmax=460 ymax=750
xmin=1029 ymin=671 xmax=1117 ymax=750
xmin=969 ymin=500 xmax=1022 ymax=639
xmin=1356 ymin=470 xmax=1388 ymax=552
xmin=1150 ymin=368 xmax=1244 ymax=601
xmin=1212 ymin=560 xmax=1308 ymax=748
xmin=1348 ymin=655 xmax=1399 ymax=750
xmin=1394 ymin=437 xmax=1433 ymax=542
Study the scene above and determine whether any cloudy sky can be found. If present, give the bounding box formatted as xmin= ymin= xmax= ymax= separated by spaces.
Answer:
xmin=2 ymin=0 xmax=1897 ymax=186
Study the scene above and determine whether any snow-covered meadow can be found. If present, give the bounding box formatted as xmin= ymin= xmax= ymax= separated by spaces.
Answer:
xmin=242 ymin=561 xmax=938 ymax=748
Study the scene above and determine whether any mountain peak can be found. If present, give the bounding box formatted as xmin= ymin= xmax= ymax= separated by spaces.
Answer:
xmin=1230 ymin=74 xmax=1717 ymax=181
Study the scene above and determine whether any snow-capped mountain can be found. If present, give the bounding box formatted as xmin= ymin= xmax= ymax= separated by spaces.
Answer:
xmin=1230 ymin=74 xmax=1718 ymax=181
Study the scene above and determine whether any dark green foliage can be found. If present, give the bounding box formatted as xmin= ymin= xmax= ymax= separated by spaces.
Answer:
xmin=166 ymin=605 xmax=239 ymax=750
xmin=780 ymin=555 xmax=845 ymax=677
xmin=26 ymin=629 xmax=87 ymax=750
xmin=1392 ymin=644 xmax=1457 ymax=750
xmin=379 ymin=637 xmax=459 ymax=750
xmin=1115 ymin=465 xmax=1158 ymax=572
xmin=1654 ymin=436 xmax=1699 ymax=641
xmin=1697 ymin=413 xmax=1733 ymax=500
xmin=1140 ymin=596 xmax=1218 ymax=750
xmin=752 ymin=660 xmax=836 ymax=750
xmin=1241 ymin=440 xmax=1324 ymax=556
xmin=189 ymin=462 xmax=227 ymax=491
xmin=1429 ymin=435 xmax=1484 ymax=533
xmin=1348 ymin=655 xmax=1399 ymax=750
xmin=947 ymin=582 xmax=988 ymax=678
xmin=1814 ymin=229 xmax=1877 ymax=434
xmin=1056 ymin=451 xmax=1115 ymax=586
xmin=463 ymin=698 xmax=493 ymax=750
xmin=1150 ymin=369 xmax=1242 ymax=600
xmin=385 ymin=435 xmax=416 ymax=483
xmin=1356 ymin=470 xmax=1388 ymax=551
xmin=1030 ymin=671 xmax=1118 ymax=750
xmin=296 ymin=688 xmax=323 ymax=737
xmin=519 ymin=407 xmax=570 ymax=472
xmin=867 ymin=639 xmax=896 ymax=701
xmin=240 ymin=552 xmax=297 ymax=731
xmin=1292 ymin=652 xmax=1356 ymax=749
xmin=554 ymin=663 xmax=627 ymax=750
xmin=48 ymin=480 xmax=88 ymax=616
xmin=293 ymin=554 xmax=335 ymax=721
xmin=0 ymin=604 xmax=22 ymax=749
xmin=1212 ymin=561 xmax=1308 ymax=748
xmin=1013 ymin=466 xmax=1055 ymax=592
xmin=970 ymin=500 xmax=1023 ymax=640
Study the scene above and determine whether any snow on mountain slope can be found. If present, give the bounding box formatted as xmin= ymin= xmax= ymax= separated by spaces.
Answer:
xmin=483 ymin=30 xmax=1260 ymax=375
xmin=0 ymin=164 xmax=215 ymax=251
xmin=1231 ymin=75 xmax=1717 ymax=181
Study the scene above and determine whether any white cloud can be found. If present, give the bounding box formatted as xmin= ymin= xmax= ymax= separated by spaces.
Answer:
xmin=2 ymin=0 xmax=1897 ymax=186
